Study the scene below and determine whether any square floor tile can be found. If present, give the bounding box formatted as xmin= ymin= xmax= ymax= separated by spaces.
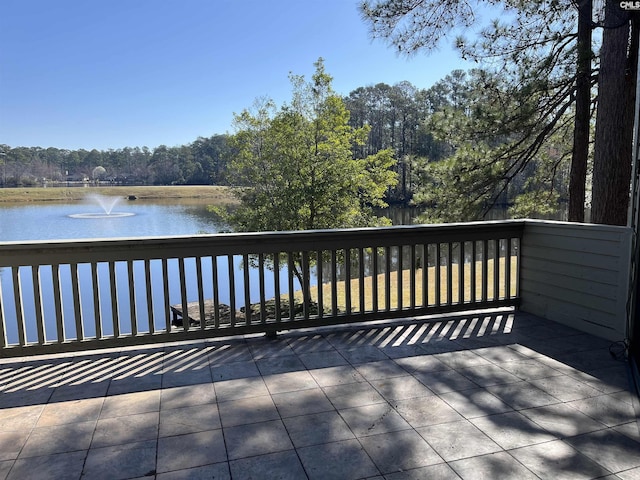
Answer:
xmin=339 ymin=402 xmax=411 ymax=437
xmin=519 ymin=403 xmax=606 ymax=438
xmin=370 ymin=376 xmax=434 ymax=402
xmin=509 ymin=439 xmax=612 ymax=480
xmin=19 ymin=421 xmax=96 ymax=458
xmin=229 ymin=450 xmax=305 ymax=480
xmin=159 ymin=403 xmax=221 ymax=437
xmin=414 ymin=369 xmax=479 ymax=394
xmin=218 ymin=395 xmax=279 ymax=428
xmin=439 ymin=388 xmax=513 ymax=419
xmin=309 ymin=365 xmax=365 ymax=387
xmin=486 ymin=381 xmax=561 ymax=410
xmin=456 ymin=364 xmax=522 ymax=387
xmin=298 ymin=350 xmax=348 ymax=369
xmin=263 ymin=370 xmax=318 ymax=394
xmin=469 ymin=412 xmax=557 ymax=450
xmin=92 ymin=412 xmax=159 ymax=447
xmin=529 ymin=375 xmax=603 ymax=402
xmin=359 ymin=429 xmax=443 ymax=474
xmin=283 ymin=410 xmax=355 ymax=447
xmin=211 ymin=360 xmax=260 ymax=381
xmin=355 ymin=360 xmax=409 ymax=381
xmin=157 ymin=430 xmax=226 ymax=473
xmin=100 ymin=390 xmax=161 ymax=418
xmin=449 ymin=451 xmax=539 ymax=480
xmin=83 ymin=440 xmax=156 ymax=480
xmin=338 ymin=346 xmax=389 ymax=364
xmin=392 ymin=354 xmax=450 ymax=374
xmin=566 ymin=394 xmax=638 ymax=427
xmin=417 ymin=420 xmax=501 ymax=461
xmin=395 ymin=395 xmax=464 ymax=428
xmin=272 ymin=388 xmax=334 ymax=418
xmin=322 ymin=381 xmax=386 ymax=409
xmin=384 ymin=463 xmax=461 ymax=480
xmin=563 ymin=429 xmax=640 ymax=472
xmin=256 ymin=355 xmax=306 ymax=375
xmin=213 ymin=377 xmax=269 ymax=401
xmin=160 ymin=383 xmax=216 ymax=410
xmin=0 ymin=430 xmax=30 ymax=461
xmin=297 ymin=438 xmax=380 ymax=480
xmin=37 ymin=398 xmax=104 ymax=427
xmin=156 ymin=462 xmax=230 ymax=480
xmin=0 ymin=404 xmax=44 ymax=431
xmin=8 ymin=450 xmax=86 ymax=480
xmin=224 ymin=420 xmax=293 ymax=460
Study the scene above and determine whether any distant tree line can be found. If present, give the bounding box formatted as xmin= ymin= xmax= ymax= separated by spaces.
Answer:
xmin=0 ymin=135 xmax=231 ymax=187
xmin=0 ymin=70 xmax=566 ymax=218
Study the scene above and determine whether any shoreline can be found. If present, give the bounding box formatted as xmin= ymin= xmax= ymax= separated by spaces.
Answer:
xmin=0 ymin=185 xmax=239 ymax=204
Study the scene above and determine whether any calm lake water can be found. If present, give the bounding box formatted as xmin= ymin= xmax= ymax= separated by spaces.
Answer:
xmin=0 ymin=198 xmax=226 ymax=241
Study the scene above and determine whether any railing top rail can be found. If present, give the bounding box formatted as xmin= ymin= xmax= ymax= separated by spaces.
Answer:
xmin=0 ymin=220 xmax=526 ymax=266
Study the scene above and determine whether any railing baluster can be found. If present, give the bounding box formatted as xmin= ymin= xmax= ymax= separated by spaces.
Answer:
xmin=316 ymin=250 xmax=323 ymax=318
xmin=505 ymin=238 xmax=512 ymax=299
xmin=273 ymin=254 xmax=281 ymax=322
xmin=422 ymin=244 xmax=428 ymax=307
xmin=195 ymin=257 xmax=205 ymax=329
xmin=494 ymin=239 xmax=500 ymax=301
xmin=458 ymin=242 xmax=465 ymax=305
xmin=331 ymin=250 xmax=338 ymax=316
xmin=228 ymin=255 xmax=236 ymax=327
xmin=0 ymin=279 xmax=5 ymax=348
xmin=397 ymin=246 xmax=403 ymax=310
xmin=144 ymin=259 xmax=154 ymax=335
xmin=91 ymin=263 xmax=102 ymax=339
xmin=258 ymin=253 xmax=266 ymax=323
xmin=302 ymin=251 xmax=310 ymax=320
xmin=162 ymin=258 xmax=171 ymax=332
xmin=359 ymin=247 xmax=365 ymax=314
xmin=71 ymin=263 xmax=84 ymax=341
xmin=385 ymin=246 xmax=391 ymax=311
xmin=11 ymin=268 xmax=26 ymax=346
xmin=515 ymin=238 xmax=521 ymax=297
xmin=212 ymin=256 xmax=220 ymax=329
xmin=178 ymin=257 xmax=189 ymax=332
xmin=243 ymin=253 xmax=251 ymax=325
xmin=470 ymin=241 xmax=477 ymax=304
xmin=108 ymin=261 xmax=118 ymax=338
xmin=410 ymin=244 xmax=416 ymax=310
xmin=344 ymin=249 xmax=352 ymax=315
xmin=54 ymin=264 xmax=65 ymax=342
xmin=447 ymin=243 xmax=453 ymax=306
xmin=31 ymin=266 xmax=45 ymax=345
xmin=287 ymin=253 xmax=295 ymax=320
xmin=372 ymin=247 xmax=379 ymax=313
xmin=127 ymin=260 xmax=137 ymax=336
xmin=435 ymin=244 xmax=441 ymax=307
xmin=482 ymin=240 xmax=489 ymax=302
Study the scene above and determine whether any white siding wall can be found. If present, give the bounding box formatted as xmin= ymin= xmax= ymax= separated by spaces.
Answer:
xmin=520 ymin=220 xmax=632 ymax=341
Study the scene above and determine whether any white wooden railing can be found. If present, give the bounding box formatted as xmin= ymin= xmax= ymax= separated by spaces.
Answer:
xmin=0 ymin=221 xmax=523 ymax=356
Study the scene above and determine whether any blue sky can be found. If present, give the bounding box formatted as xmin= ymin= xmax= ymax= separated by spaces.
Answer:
xmin=1 ymin=0 xmax=473 ymax=151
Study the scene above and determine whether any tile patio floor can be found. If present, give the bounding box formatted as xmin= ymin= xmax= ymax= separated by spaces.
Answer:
xmin=0 ymin=309 xmax=639 ymax=480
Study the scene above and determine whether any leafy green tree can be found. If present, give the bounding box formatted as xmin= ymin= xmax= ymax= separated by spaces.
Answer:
xmin=410 ymin=69 xmax=572 ymax=222
xmin=361 ymin=0 xmax=637 ymax=225
xmin=218 ymin=59 xmax=397 ymax=301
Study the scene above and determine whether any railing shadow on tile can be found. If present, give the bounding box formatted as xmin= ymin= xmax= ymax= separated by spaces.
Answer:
xmin=0 ymin=310 xmax=629 ymax=409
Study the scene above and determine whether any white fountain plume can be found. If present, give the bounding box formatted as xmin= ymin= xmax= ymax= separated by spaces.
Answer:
xmin=69 ymin=194 xmax=135 ymax=219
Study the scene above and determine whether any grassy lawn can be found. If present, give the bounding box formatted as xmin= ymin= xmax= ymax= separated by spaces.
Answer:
xmin=290 ymin=257 xmax=518 ymax=312
xmin=0 ymin=185 xmax=239 ymax=203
